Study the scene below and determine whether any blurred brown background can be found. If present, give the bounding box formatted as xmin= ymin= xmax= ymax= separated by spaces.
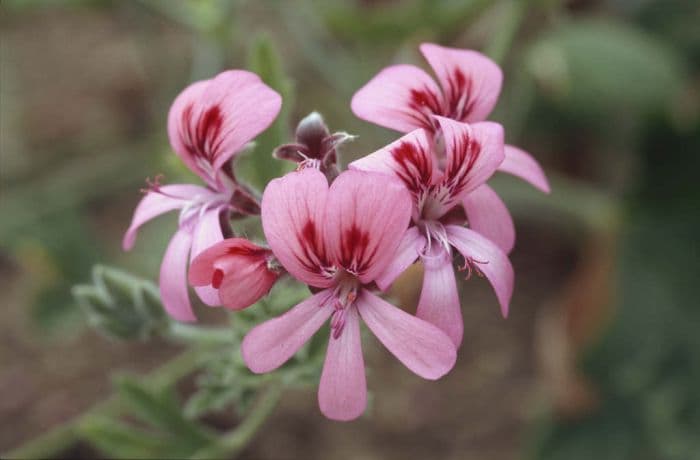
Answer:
xmin=1 ymin=1 xmax=699 ymax=459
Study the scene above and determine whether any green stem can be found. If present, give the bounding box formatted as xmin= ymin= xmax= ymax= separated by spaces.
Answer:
xmin=165 ymin=322 xmax=233 ymax=345
xmin=189 ymin=382 xmax=283 ymax=460
xmin=3 ymin=349 xmax=202 ymax=460
xmin=485 ymin=0 xmax=526 ymax=64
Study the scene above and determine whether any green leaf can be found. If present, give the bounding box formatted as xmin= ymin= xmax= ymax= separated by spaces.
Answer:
xmin=115 ymin=377 xmax=212 ymax=446
xmin=73 ymin=265 xmax=168 ymax=340
xmin=239 ymin=33 xmax=294 ymax=188
xmin=527 ymin=20 xmax=684 ymax=116
xmin=80 ymin=416 xmax=169 ymax=459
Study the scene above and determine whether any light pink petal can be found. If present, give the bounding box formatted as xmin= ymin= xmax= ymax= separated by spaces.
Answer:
xmin=432 ymin=117 xmax=504 ymax=214
xmin=168 ymin=71 xmax=282 ymax=181
xmin=351 ymin=64 xmax=443 ymax=132
xmin=261 ymin=168 xmax=334 ymax=288
xmin=318 ymin=307 xmax=367 ymax=421
xmin=446 ymin=225 xmax=513 ymax=318
xmin=420 ymin=43 xmax=503 ymax=123
xmin=349 ymin=128 xmax=438 ymax=200
xmin=462 ymin=184 xmax=515 ymax=254
xmin=356 ymin=290 xmax=456 ymax=379
xmin=416 ymin=248 xmax=463 ymax=347
xmin=375 ymin=226 xmax=426 ymax=291
xmin=218 ymin=262 xmax=278 ymax=311
xmin=325 ymin=170 xmax=413 ymax=284
xmin=159 ymin=229 xmax=196 ymax=322
xmin=500 ymin=145 xmax=551 ymax=193
xmin=190 ymin=206 xmax=224 ymax=306
xmin=241 ymin=290 xmax=333 ymax=373
xmin=122 ymin=184 xmax=210 ymax=251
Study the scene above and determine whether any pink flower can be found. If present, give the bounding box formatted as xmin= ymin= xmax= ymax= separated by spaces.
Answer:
xmin=189 ymin=238 xmax=281 ymax=311
xmin=242 ymin=168 xmax=457 ymax=421
xmin=350 ymin=116 xmax=514 ymax=347
xmin=351 ymin=42 xmax=550 ymax=194
xmin=123 ymin=70 xmax=282 ymax=322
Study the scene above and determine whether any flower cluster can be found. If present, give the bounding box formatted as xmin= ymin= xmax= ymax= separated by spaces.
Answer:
xmin=125 ymin=43 xmax=549 ymax=421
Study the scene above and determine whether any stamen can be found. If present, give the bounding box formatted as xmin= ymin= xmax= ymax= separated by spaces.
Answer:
xmin=457 ymin=256 xmax=489 ymax=280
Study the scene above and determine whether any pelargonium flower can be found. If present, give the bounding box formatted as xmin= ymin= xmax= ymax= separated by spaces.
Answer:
xmin=189 ymin=238 xmax=281 ymax=310
xmin=123 ymin=70 xmax=281 ymax=322
xmin=242 ymin=168 xmax=456 ymax=421
xmin=350 ymin=116 xmax=514 ymax=347
xmin=351 ymin=42 xmax=549 ymax=194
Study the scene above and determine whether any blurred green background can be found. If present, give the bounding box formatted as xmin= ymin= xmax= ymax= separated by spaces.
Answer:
xmin=1 ymin=0 xmax=699 ymax=459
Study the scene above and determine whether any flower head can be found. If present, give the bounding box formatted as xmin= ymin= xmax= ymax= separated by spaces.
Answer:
xmin=242 ymin=168 xmax=456 ymax=421
xmin=351 ymin=42 xmax=550 ymax=194
xmin=350 ymin=117 xmax=514 ymax=347
xmin=123 ymin=70 xmax=281 ymax=322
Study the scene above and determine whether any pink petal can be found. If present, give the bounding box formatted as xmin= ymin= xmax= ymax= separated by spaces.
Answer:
xmin=122 ymin=184 xmax=210 ymax=251
xmin=318 ymin=307 xmax=367 ymax=421
xmin=349 ymin=128 xmax=438 ymax=200
xmin=324 ymin=170 xmax=413 ymax=284
xmin=159 ymin=229 xmax=196 ymax=322
xmin=351 ymin=64 xmax=443 ymax=132
xmin=420 ymin=43 xmax=502 ymax=123
xmin=241 ymin=290 xmax=334 ymax=373
xmin=446 ymin=225 xmax=513 ymax=318
xmin=261 ymin=168 xmax=334 ymax=288
xmin=433 ymin=117 xmax=504 ymax=213
xmin=500 ymin=145 xmax=551 ymax=193
xmin=190 ymin=206 xmax=224 ymax=306
xmin=218 ymin=261 xmax=278 ymax=311
xmin=356 ymin=290 xmax=456 ymax=380
xmin=375 ymin=226 xmax=426 ymax=291
xmin=416 ymin=248 xmax=463 ymax=347
xmin=462 ymin=184 xmax=515 ymax=254
xmin=168 ymin=71 xmax=282 ymax=182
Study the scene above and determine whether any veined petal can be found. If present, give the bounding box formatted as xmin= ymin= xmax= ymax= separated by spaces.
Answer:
xmin=168 ymin=70 xmax=282 ymax=182
xmin=191 ymin=206 xmax=225 ymax=306
xmin=242 ymin=291 xmax=334 ymax=373
xmin=261 ymin=168 xmax=333 ymax=288
xmin=462 ymin=184 xmax=515 ymax=254
xmin=446 ymin=225 xmax=513 ymax=318
xmin=416 ymin=248 xmax=463 ymax=347
xmin=122 ymin=184 xmax=209 ymax=251
xmin=356 ymin=290 xmax=456 ymax=380
xmin=375 ymin=226 xmax=426 ymax=291
xmin=500 ymin=145 xmax=551 ymax=193
xmin=349 ymin=128 xmax=438 ymax=199
xmin=189 ymin=238 xmax=266 ymax=285
xmin=218 ymin=260 xmax=278 ymax=311
xmin=351 ymin=64 xmax=443 ymax=132
xmin=159 ymin=229 xmax=196 ymax=322
xmin=436 ymin=117 xmax=505 ymax=209
xmin=420 ymin=43 xmax=502 ymax=123
xmin=318 ymin=307 xmax=367 ymax=421
xmin=325 ymin=170 xmax=412 ymax=284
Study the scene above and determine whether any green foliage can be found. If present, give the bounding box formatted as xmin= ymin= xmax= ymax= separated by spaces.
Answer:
xmin=239 ymin=34 xmax=295 ymax=188
xmin=73 ymin=265 xmax=167 ymax=340
xmin=527 ymin=20 xmax=684 ymax=116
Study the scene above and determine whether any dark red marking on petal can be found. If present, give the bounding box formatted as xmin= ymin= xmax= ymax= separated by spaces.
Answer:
xmin=444 ymin=68 xmax=476 ymax=122
xmin=390 ymin=140 xmax=432 ymax=199
xmin=295 ymin=219 xmax=330 ymax=275
xmin=211 ymin=268 xmax=225 ymax=289
xmin=180 ymin=103 xmax=227 ymax=165
xmin=407 ymin=86 xmax=443 ymax=130
xmin=338 ymin=223 xmax=379 ymax=275
xmin=442 ymin=129 xmax=482 ymax=199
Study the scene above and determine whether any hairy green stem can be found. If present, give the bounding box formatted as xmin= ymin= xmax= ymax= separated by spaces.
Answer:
xmin=189 ymin=382 xmax=284 ymax=460
xmin=165 ymin=322 xmax=234 ymax=345
xmin=3 ymin=349 xmax=202 ymax=460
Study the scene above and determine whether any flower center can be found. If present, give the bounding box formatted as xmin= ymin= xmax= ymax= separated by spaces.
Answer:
xmin=417 ymin=220 xmax=451 ymax=258
xmin=328 ymin=271 xmax=360 ymax=339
